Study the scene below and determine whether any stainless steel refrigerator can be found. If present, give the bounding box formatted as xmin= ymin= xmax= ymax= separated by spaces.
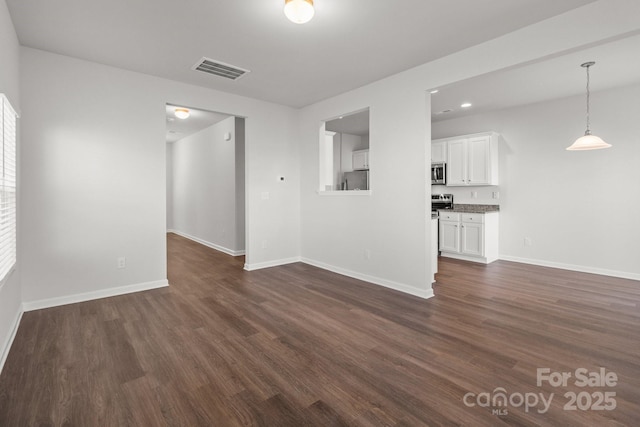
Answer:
xmin=344 ymin=170 xmax=369 ymax=191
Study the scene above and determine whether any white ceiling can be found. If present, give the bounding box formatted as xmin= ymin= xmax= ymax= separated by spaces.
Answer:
xmin=165 ymin=105 xmax=231 ymax=143
xmin=6 ymin=0 xmax=598 ymax=108
xmin=431 ymin=34 xmax=640 ymax=122
xmin=325 ymin=109 xmax=369 ymax=136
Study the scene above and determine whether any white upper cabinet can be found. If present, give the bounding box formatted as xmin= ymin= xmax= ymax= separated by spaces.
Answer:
xmin=442 ymin=132 xmax=499 ymax=186
xmin=431 ymin=140 xmax=447 ymax=163
xmin=445 ymin=138 xmax=467 ymax=185
xmin=467 ymin=136 xmax=493 ymax=184
xmin=352 ymin=149 xmax=369 ymax=170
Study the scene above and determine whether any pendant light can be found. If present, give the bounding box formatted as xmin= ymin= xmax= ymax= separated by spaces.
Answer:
xmin=566 ymin=62 xmax=611 ymax=150
xmin=284 ymin=0 xmax=315 ymax=24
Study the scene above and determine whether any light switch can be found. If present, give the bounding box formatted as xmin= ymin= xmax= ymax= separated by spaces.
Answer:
xmin=261 ymin=192 xmax=269 ymax=200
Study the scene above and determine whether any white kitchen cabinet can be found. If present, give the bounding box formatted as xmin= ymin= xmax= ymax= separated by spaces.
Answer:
xmin=439 ymin=212 xmax=460 ymax=253
xmin=440 ymin=220 xmax=460 ymax=253
xmin=352 ymin=149 xmax=369 ymax=170
xmin=445 ymin=138 xmax=467 ymax=185
xmin=460 ymin=221 xmax=483 ymax=257
xmin=443 ymin=132 xmax=499 ymax=186
xmin=431 ymin=140 xmax=447 ymax=163
xmin=439 ymin=211 xmax=499 ymax=264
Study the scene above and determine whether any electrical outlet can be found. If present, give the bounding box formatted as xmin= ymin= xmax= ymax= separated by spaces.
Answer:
xmin=117 ymin=257 xmax=126 ymax=269
xmin=471 ymin=191 xmax=478 ymax=199
xmin=364 ymin=249 xmax=371 ymax=260
xmin=261 ymin=191 xmax=269 ymax=200
xmin=492 ymin=191 xmax=500 ymax=199
xmin=524 ymin=237 xmax=532 ymax=247
xmin=262 ymin=240 xmax=268 ymax=249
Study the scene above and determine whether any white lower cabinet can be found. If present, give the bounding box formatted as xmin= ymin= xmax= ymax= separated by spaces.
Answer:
xmin=439 ymin=213 xmax=460 ymax=253
xmin=439 ymin=211 xmax=499 ymax=264
xmin=460 ymin=215 xmax=483 ymax=257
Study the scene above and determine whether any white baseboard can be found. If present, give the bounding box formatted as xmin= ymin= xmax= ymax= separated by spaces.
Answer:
xmin=0 ymin=306 xmax=23 ymax=375
xmin=243 ymin=255 xmax=435 ymax=300
xmin=168 ymin=230 xmax=245 ymax=256
xmin=301 ymin=257 xmax=434 ymax=300
xmin=440 ymin=252 xmax=498 ymax=264
xmin=499 ymin=255 xmax=640 ymax=281
xmin=244 ymin=257 xmax=301 ymax=271
xmin=22 ymin=279 xmax=169 ymax=312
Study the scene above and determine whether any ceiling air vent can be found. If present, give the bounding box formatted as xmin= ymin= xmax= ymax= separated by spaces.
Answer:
xmin=191 ymin=57 xmax=250 ymax=81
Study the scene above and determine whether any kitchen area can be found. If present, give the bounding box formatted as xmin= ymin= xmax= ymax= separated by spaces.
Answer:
xmin=321 ymin=108 xmax=370 ymax=192
xmin=430 ymin=131 xmax=501 ymax=276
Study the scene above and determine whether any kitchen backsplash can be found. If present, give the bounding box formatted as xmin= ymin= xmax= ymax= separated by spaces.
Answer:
xmin=432 ymin=185 xmax=501 ymax=205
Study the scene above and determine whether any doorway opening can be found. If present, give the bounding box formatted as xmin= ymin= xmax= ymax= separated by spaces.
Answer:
xmin=165 ymin=103 xmax=246 ymax=266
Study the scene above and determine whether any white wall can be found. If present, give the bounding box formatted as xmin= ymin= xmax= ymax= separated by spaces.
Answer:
xmin=166 ymin=143 xmax=174 ymax=230
xmin=433 ymin=84 xmax=640 ymax=279
xmin=299 ymin=0 xmax=640 ymax=298
xmin=339 ymin=133 xmax=363 ymax=174
xmin=170 ymin=116 xmax=244 ymax=255
xmin=19 ymin=47 xmax=300 ymax=305
xmin=235 ymin=117 xmax=246 ymax=252
xmin=7 ymin=1 xmax=639 ymax=317
xmin=0 ymin=0 xmax=22 ymax=372
xmin=331 ymin=133 xmax=340 ymax=189
xmin=300 ymin=89 xmax=432 ymax=298
xmin=328 ymin=132 xmax=364 ymax=189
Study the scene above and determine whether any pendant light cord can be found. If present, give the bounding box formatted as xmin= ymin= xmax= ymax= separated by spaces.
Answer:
xmin=585 ymin=64 xmax=591 ymax=134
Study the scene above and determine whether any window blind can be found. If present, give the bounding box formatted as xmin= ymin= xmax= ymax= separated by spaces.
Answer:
xmin=0 ymin=94 xmax=17 ymax=282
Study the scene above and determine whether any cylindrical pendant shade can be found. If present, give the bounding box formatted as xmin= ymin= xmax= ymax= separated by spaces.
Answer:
xmin=566 ymin=133 xmax=611 ymax=151
xmin=284 ymin=0 xmax=315 ymax=24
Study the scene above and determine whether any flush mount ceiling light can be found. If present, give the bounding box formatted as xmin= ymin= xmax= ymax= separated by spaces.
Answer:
xmin=461 ymin=102 xmax=472 ymax=108
xmin=174 ymin=108 xmax=190 ymax=119
xmin=567 ymin=62 xmax=611 ymax=151
xmin=284 ymin=0 xmax=315 ymax=24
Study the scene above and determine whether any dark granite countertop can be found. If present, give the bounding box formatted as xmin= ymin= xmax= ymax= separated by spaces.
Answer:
xmin=450 ymin=204 xmax=500 ymax=213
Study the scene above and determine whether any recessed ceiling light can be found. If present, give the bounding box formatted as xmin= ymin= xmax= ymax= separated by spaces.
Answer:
xmin=430 ymin=89 xmax=439 ymax=94
xmin=174 ymin=108 xmax=190 ymax=119
xmin=461 ymin=103 xmax=472 ymax=108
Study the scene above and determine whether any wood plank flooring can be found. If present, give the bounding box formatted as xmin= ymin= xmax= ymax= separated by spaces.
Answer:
xmin=1 ymin=233 xmax=639 ymax=426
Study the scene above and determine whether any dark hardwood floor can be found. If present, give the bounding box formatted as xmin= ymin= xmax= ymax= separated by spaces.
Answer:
xmin=1 ymin=233 xmax=639 ymax=426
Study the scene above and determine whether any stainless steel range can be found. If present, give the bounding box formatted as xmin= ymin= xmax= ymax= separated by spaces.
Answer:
xmin=431 ymin=193 xmax=453 ymax=217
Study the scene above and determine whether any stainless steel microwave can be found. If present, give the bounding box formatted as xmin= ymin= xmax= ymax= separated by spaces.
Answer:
xmin=431 ymin=162 xmax=446 ymax=185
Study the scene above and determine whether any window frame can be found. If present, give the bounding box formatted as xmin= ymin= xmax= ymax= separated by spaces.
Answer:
xmin=0 ymin=94 xmax=18 ymax=286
